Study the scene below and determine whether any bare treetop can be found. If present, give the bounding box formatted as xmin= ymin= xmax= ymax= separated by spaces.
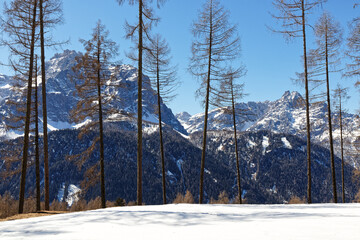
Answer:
xmin=42 ymin=0 xmax=63 ymax=27
xmin=144 ymin=34 xmax=178 ymax=103
xmin=346 ymin=13 xmax=360 ymax=88
xmin=213 ymin=66 xmax=246 ymax=109
xmin=116 ymin=0 xmax=166 ymax=8
xmin=190 ymin=0 xmax=240 ymax=74
xmin=333 ymin=84 xmax=350 ymax=112
xmin=314 ymin=12 xmax=342 ymax=54
xmin=270 ymin=0 xmax=326 ymax=40
xmin=190 ymin=0 xmax=241 ymax=107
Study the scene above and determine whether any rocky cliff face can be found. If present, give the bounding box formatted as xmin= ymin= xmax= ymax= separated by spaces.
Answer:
xmin=0 ymin=49 xmax=186 ymax=137
xmin=178 ymin=91 xmax=360 ymax=167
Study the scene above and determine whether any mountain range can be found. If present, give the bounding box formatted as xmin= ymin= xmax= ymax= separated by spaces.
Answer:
xmin=0 ymin=49 xmax=186 ymax=139
xmin=177 ymin=91 xmax=360 ymax=167
xmin=0 ymin=50 xmax=359 ymax=205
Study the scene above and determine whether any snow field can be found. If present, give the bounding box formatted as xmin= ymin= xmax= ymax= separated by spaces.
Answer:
xmin=0 ymin=203 xmax=359 ymax=240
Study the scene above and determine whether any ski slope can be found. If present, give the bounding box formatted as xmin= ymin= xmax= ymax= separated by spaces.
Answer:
xmin=0 ymin=203 xmax=359 ymax=239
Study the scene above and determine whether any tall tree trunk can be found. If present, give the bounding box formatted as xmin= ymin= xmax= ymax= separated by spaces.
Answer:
xmin=302 ymin=0 xmax=312 ymax=204
xmin=34 ymin=56 xmax=41 ymax=212
xmin=156 ymin=53 xmax=167 ymax=205
xmin=199 ymin=0 xmax=213 ymax=204
xmin=325 ymin=29 xmax=337 ymax=203
xmin=231 ymin=88 xmax=242 ymax=204
xmin=137 ymin=0 xmax=143 ymax=206
xmin=19 ymin=0 xmax=38 ymax=214
xmin=339 ymin=96 xmax=345 ymax=203
xmin=97 ymin=35 xmax=106 ymax=209
xmin=39 ymin=0 xmax=50 ymax=210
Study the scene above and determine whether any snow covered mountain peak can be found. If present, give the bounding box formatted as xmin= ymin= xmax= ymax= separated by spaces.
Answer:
xmin=46 ymin=49 xmax=81 ymax=77
xmin=0 ymin=49 xmax=187 ymax=137
xmin=177 ymin=90 xmax=358 ymax=166
xmin=49 ymin=49 xmax=80 ymax=61
xmin=279 ymin=91 xmax=305 ymax=109
xmin=176 ymin=112 xmax=192 ymax=122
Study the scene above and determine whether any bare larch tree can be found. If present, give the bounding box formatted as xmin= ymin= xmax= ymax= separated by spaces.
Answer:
xmin=346 ymin=9 xmax=360 ymax=89
xmin=1 ymin=0 xmax=64 ymax=212
xmin=18 ymin=0 xmax=37 ymax=214
xmin=189 ymin=0 xmax=241 ymax=204
xmin=1 ymin=0 xmax=39 ymax=214
xmin=308 ymin=12 xmax=342 ymax=203
xmin=345 ymin=4 xmax=360 ymax=158
xmin=116 ymin=0 xmax=165 ymax=205
xmin=144 ymin=34 xmax=178 ymax=204
xmin=71 ymin=20 xmax=119 ymax=208
xmin=33 ymin=56 xmax=41 ymax=211
xmin=38 ymin=0 xmax=63 ymax=211
xmin=270 ymin=0 xmax=326 ymax=204
xmin=333 ymin=85 xmax=350 ymax=203
xmin=214 ymin=67 xmax=246 ymax=204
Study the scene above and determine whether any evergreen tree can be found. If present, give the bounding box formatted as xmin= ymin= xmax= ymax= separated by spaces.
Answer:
xmin=144 ymin=34 xmax=178 ymax=204
xmin=116 ymin=0 xmax=166 ymax=205
xmin=270 ymin=0 xmax=326 ymax=204
xmin=71 ymin=21 xmax=119 ymax=208
xmin=189 ymin=0 xmax=241 ymax=204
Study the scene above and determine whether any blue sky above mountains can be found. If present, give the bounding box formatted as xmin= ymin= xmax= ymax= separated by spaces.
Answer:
xmin=0 ymin=0 xmax=358 ymax=115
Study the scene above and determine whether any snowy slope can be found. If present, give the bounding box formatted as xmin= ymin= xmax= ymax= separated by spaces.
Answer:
xmin=183 ymin=100 xmax=270 ymax=134
xmin=0 ymin=204 xmax=359 ymax=240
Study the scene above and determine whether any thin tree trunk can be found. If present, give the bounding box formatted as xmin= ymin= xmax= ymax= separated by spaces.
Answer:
xmin=39 ymin=0 xmax=50 ymax=210
xmin=19 ymin=0 xmax=38 ymax=214
xmin=156 ymin=52 xmax=167 ymax=205
xmin=302 ymin=0 xmax=312 ymax=204
xmin=137 ymin=0 xmax=143 ymax=206
xmin=231 ymin=87 xmax=242 ymax=204
xmin=339 ymin=94 xmax=345 ymax=203
xmin=34 ymin=56 xmax=41 ymax=212
xmin=325 ymin=29 xmax=337 ymax=203
xmin=97 ymin=34 xmax=106 ymax=209
xmin=199 ymin=0 xmax=213 ymax=204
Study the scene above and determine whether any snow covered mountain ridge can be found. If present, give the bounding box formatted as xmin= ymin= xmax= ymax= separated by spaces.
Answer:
xmin=0 ymin=49 xmax=186 ymax=138
xmin=176 ymin=91 xmax=360 ymax=166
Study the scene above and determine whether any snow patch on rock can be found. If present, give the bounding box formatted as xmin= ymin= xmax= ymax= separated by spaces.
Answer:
xmin=281 ymin=137 xmax=292 ymax=149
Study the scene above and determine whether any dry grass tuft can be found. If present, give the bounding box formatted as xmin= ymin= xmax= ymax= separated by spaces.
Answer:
xmin=0 ymin=211 xmax=68 ymax=222
xmin=0 ymin=193 xmax=132 ymax=221
xmin=354 ymin=190 xmax=360 ymax=203
xmin=172 ymin=190 xmax=195 ymax=204
xmin=288 ymin=196 xmax=306 ymax=204
xmin=210 ymin=191 xmax=230 ymax=204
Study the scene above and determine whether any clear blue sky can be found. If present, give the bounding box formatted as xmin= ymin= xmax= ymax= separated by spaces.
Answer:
xmin=0 ymin=0 xmax=359 ymax=115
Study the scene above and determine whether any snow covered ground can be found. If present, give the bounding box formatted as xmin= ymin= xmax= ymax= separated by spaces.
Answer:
xmin=0 ymin=203 xmax=359 ymax=240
